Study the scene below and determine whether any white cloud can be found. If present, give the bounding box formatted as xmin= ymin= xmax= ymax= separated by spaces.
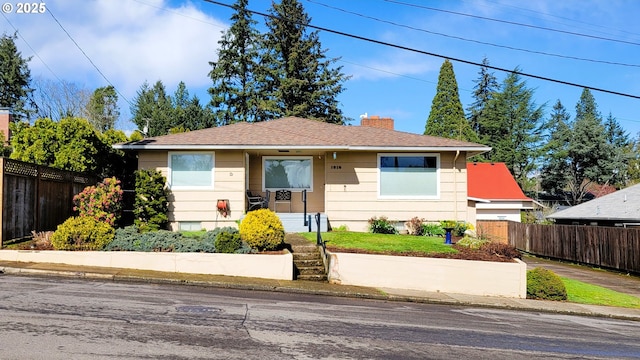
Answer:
xmin=9 ymin=0 xmax=227 ymax=103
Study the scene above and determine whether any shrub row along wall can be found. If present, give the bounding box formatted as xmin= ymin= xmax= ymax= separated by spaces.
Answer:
xmin=501 ymin=221 xmax=640 ymax=275
xmin=0 ymin=158 xmax=97 ymax=247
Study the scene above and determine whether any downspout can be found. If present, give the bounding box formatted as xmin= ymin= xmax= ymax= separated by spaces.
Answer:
xmin=453 ymin=150 xmax=460 ymax=221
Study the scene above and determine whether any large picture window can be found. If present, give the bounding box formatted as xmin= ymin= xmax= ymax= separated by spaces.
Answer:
xmin=378 ymin=154 xmax=439 ymax=198
xmin=168 ymin=152 xmax=214 ymax=189
xmin=263 ymin=156 xmax=312 ymax=191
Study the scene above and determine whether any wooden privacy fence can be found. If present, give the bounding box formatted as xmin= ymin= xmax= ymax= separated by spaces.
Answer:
xmin=0 ymin=158 xmax=97 ymax=247
xmin=478 ymin=220 xmax=640 ymax=274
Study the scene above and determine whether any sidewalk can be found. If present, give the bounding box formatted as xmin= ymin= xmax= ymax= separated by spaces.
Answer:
xmin=2 ymin=257 xmax=640 ymax=321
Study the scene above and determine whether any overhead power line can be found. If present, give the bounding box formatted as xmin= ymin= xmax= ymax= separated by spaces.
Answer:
xmin=48 ymin=9 xmax=132 ymax=107
xmin=306 ymin=0 xmax=640 ymax=68
xmin=384 ymin=0 xmax=640 ymax=47
xmin=203 ymin=0 xmax=640 ymax=100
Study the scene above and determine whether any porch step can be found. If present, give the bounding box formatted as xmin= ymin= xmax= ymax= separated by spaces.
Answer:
xmin=277 ymin=213 xmax=328 ymax=233
xmin=287 ymin=234 xmax=327 ymax=282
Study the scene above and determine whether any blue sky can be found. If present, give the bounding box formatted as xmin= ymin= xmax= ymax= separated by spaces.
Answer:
xmin=3 ymin=0 xmax=640 ymax=138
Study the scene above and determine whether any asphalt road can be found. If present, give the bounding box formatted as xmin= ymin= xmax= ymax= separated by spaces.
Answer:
xmin=1 ymin=276 xmax=639 ymax=359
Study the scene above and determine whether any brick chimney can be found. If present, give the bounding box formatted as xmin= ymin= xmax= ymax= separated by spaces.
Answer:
xmin=0 ymin=108 xmax=11 ymax=144
xmin=360 ymin=115 xmax=394 ymax=130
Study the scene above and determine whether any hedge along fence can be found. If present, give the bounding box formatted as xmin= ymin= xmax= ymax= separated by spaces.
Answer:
xmin=0 ymin=158 xmax=97 ymax=247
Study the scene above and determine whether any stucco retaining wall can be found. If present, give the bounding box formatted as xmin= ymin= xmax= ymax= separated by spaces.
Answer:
xmin=0 ymin=250 xmax=293 ymax=280
xmin=327 ymin=252 xmax=527 ymax=298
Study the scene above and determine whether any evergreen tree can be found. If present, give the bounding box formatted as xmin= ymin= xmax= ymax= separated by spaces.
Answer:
xmin=540 ymin=100 xmax=572 ymax=195
xmin=425 ymin=59 xmax=477 ymax=142
xmin=467 ymin=57 xmax=499 ymax=136
xmin=86 ymin=85 xmax=119 ymax=132
xmin=565 ymin=88 xmax=613 ymax=204
xmin=173 ymin=81 xmax=214 ymax=131
xmin=479 ymin=69 xmax=544 ymax=187
xmin=130 ymin=80 xmax=173 ymax=137
xmin=208 ymin=0 xmax=262 ymax=125
xmin=0 ymin=33 xmax=34 ymax=120
xmin=627 ymin=133 xmax=640 ymax=185
xmin=603 ymin=112 xmax=632 ymax=187
xmin=261 ymin=0 xmax=348 ymax=124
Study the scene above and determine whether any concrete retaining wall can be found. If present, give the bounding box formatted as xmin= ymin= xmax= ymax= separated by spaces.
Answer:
xmin=327 ymin=252 xmax=527 ymax=298
xmin=0 ymin=250 xmax=293 ymax=280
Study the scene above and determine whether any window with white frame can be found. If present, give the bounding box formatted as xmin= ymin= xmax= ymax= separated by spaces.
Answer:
xmin=378 ymin=154 xmax=439 ymax=198
xmin=263 ymin=156 xmax=312 ymax=191
xmin=168 ymin=152 xmax=214 ymax=189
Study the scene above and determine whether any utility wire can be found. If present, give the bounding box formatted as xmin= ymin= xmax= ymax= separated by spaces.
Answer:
xmin=384 ymin=0 xmax=640 ymax=47
xmin=203 ymin=0 xmax=640 ymax=100
xmin=47 ymin=9 xmax=133 ymax=107
xmin=306 ymin=0 xmax=640 ymax=68
xmin=1 ymin=12 xmax=64 ymax=84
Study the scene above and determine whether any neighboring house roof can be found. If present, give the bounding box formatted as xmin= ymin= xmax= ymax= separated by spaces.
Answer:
xmin=467 ymin=162 xmax=532 ymax=201
xmin=114 ymin=117 xmax=490 ymax=155
xmin=547 ymin=183 xmax=640 ymax=221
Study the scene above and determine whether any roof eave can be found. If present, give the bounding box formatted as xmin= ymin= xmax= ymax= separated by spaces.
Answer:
xmin=113 ymin=144 xmax=493 ymax=152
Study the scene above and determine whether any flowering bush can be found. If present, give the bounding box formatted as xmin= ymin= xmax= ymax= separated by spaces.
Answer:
xmin=73 ymin=177 xmax=123 ymax=227
xmin=368 ymin=216 xmax=397 ymax=234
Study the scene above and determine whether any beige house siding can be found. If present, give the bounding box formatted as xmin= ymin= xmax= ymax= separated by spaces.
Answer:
xmin=138 ymin=150 xmax=245 ymax=230
xmin=325 ymin=151 xmax=470 ymax=231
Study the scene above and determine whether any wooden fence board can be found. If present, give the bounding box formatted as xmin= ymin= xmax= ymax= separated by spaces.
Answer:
xmin=0 ymin=158 xmax=97 ymax=247
xmin=504 ymin=221 xmax=640 ymax=274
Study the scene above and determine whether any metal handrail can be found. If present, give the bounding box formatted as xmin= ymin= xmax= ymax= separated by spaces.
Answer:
xmin=302 ymin=189 xmax=308 ymax=227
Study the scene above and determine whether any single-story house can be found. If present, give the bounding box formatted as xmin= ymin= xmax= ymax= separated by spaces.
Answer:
xmin=466 ymin=162 xmax=534 ymax=222
xmin=114 ymin=116 xmax=490 ymax=232
xmin=547 ymin=183 xmax=640 ymax=227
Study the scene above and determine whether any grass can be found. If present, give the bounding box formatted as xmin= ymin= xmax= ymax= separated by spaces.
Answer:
xmin=299 ymin=231 xmax=457 ymax=255
xmin=562 ymin=277 xmax=640 ymax=309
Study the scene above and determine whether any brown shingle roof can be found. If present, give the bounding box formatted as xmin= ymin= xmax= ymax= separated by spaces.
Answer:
xmin=115 ymin=117 xmax=490 ymax=152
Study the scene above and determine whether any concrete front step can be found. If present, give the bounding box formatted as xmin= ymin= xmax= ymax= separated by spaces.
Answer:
xmin=277 ymin=213 xmax=328 ymax=233
xmin=297 ymin=266 xmax=326 ymax=276
xmin=295 ymin=258 xmax=324 ymax=267
xmin=297 ymin=274 xmax=328 ymax=281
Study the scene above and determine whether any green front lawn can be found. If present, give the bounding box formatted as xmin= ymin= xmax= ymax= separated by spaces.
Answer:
xmin=299 ymin=231 xmax=457 ymax=255
xmin=562 ymin=277 xmax=640 ymax=309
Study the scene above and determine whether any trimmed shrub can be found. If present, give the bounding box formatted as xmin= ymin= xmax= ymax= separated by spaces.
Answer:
xmin=455 ymin=236 xmax=488 ymax=249
xmin=215 ymin=232 xmax=242 ymax=253
xmin=105 ymin=225 xmax=217 ymax=253
xmin=73 ymin=177 xmax=123 ymax=226
xmin=134 ymin=169 xmax=169 ymax=232
xmin=421 ymin=223 xmax=445 ymax=237
xmin=368 ymin=216 xmax=397 ymax=234
xmin=239 ymin=209 xmax=285 ymax=251
xmin=51 ymin=216 xmax=115 ymax=251
xmin=527 ymin=267 xmax=567 ymax=301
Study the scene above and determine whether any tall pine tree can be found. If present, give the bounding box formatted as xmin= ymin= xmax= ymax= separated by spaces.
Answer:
xmin=603 ymin=112 xmax=632 ymax=187
xmin=479 ymin=69 xmax=543 ymax=187
xmin=467 ymin=57 xmax=499 ymax=136
xmin=208 ymin=0 xmax=262 ymax=125
xmin=425 ymin=59 xmax=477 ymax=142
xmin=566 ymin=88 xmax=613 ymax=204
xmin=540 ymin=100 xmax=572 ymax=196
xmin=261 ymin=0 xmax=348 ymax=124
xmin=0 ymin=33 xmax=34 ymax=120
xmin=130 ymin=81 xmax=173 ymax=137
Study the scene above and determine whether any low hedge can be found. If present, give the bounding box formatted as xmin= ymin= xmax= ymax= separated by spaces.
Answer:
xmin=104 ymin=226 xmax=250 ymax=253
